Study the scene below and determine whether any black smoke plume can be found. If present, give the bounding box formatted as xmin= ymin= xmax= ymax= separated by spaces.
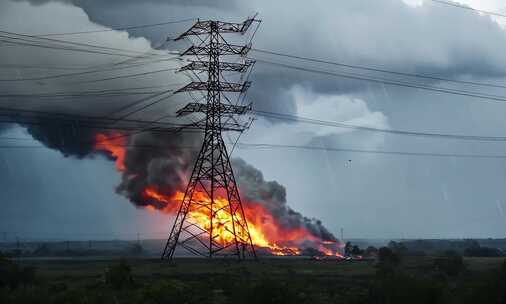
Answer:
xmin=232 ymin=158 xmax=337 ymax=242
xmin=116 ymin=130 xmax=201 ymax=208
xmin=22 ymin=119 xmax=337 ymax=242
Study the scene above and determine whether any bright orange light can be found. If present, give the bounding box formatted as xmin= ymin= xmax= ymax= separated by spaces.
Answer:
xmin=143 ymin=188 xmax=339 ymax=256
xmin=93 ymin=132 xmax=343 ymax=257
xmin=94 ymin=133 xmax=126 ymax=171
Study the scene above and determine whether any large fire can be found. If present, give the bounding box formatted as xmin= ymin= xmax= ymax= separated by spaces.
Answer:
xmin=94 ymin=132 xmax=343 ymax=257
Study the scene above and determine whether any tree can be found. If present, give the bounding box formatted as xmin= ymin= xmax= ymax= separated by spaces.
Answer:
xmin=345 ymin=242 xmax=353 ymax=256
xmin=376 ymin=247 xmax=401 ymax=276
xmin=378 ymin=247 xmax=401 ymax=266
xmin=365 ymin=246 xmax=378 ymax=257
xmin=388 ymin=241 xmax=408 ymax=256
xmin=464 ymin=246 xmax=503 ymax=257
xmin=351 ymin=245 xmax=364 ymax=256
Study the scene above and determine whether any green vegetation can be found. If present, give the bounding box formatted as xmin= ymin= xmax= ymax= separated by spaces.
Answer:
xmin=0 ymin=251 xmax=505 ymax=304
xmin=0 ymin=252 xmax=37 ymax=290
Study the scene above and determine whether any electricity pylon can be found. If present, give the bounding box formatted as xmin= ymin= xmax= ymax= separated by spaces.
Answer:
xmin=162 ymin=17 xmax=260 ymax=260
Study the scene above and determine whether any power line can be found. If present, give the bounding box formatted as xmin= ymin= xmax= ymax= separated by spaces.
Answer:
xmin=0 ymin=106 xmax=196 ymax=131
xmin=0 ymin=55 xmax=175 ymax=71
xmin=0 ymin=91 xmax=167 ymax=100
xmin=0 ymin=30 xmax=169 ymax=59
xmin=254 ymin=59 xmax=506 ymax=104
xmin=431 ymin=0 xmax=506 ymax=19
xmin=103 ymin=90 xmax=176 ymax=120
xmin=115 ymin=91 xmax=176 ymax=121
xmin=0 ymin=58 xmax=176 ymax=82
xmin=34 ymin=18 xmax=196 ymax=37
xmin=0 ymin=85 xmax=180 ymax=98
xmin=0 ymin=32 xmax=171 ymax=63
xmin=0 ymin=37 xmax=151 ymax=59
xmin=79 ymin=67 xmax=179 ymax=84
xmin=252 ymin=48 xmax=506 ymax=90
xmin=0 ymin=120 xmax=198 ymax=134
xmin=1 ymin=140 xmax=506 ymax=161
xmin=254 ymin=110 xmax=506 ymax=142
xmin=236 ymin=142 xmax=506 ymax=160
xmin=0 ymin=63 xmax=103 ymax=71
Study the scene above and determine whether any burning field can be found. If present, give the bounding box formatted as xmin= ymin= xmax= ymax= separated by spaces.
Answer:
xmin=92 ymin=130 xmax=342 ymax=257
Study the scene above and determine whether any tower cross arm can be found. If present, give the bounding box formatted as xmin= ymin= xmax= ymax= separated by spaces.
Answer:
xmin=181 ymin=43 xmax=251 ymax=57
xmin=176 ymin=102 xmax=251 ymax=116
xmin=179 ymin=60 xmax=255 ymax=73
xmin=175 ymin=81 xmax=251 ymax=93
xmin=175 ymin=18 xmax=257 ymax=40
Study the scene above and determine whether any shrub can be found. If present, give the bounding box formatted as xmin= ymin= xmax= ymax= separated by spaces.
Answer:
xmin=378 ymin=247 xmax=401 ymax=266
xmin=104 ymin=260 xmax=133 ymax=289
xmin=368 ymin=274 xmax=445 ymax=304
xmin=376 ymin=247 xmax=401 ymax=276
xmin=0 ymin=256 xmax=36 ymax=289
xmin=141 ymin=280 xmax=192 ymax=304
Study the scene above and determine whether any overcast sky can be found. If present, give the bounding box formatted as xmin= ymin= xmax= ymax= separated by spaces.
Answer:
xmin=1 ymin=0 xmax=506 ymax=242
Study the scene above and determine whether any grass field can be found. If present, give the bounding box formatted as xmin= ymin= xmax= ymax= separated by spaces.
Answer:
xmin=18 ymin=256 xmax=505 ymax=278
xmin=2 ymin=256 xmax=506 ymax=303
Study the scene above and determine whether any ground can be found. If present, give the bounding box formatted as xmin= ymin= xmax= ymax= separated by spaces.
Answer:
xmin=2 ymin=256 xmax=506 ymax=303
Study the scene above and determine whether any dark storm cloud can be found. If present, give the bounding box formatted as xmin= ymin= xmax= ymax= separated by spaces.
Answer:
xmin=16 ymin=0 xmax=235 ymax=9
xmin=15 ymin=0 xmax=506 ymax=116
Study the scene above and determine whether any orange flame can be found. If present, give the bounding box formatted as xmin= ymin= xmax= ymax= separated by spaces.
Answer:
xmin=94 ymin=132 xmax=342 ymax=257
xmin=94 ymin=132 xmax=126 ymax=171
xmin=143 ymin=188 xmax=342 ymax=257
xmin=143 ymin=188 xmax=304 ymax=255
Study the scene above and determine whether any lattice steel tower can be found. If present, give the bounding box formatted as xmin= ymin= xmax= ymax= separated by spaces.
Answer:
xmin=162 ymin=17 xmax=260 ymax=260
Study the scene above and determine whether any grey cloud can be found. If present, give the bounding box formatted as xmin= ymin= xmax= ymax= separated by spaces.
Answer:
xmin=15 ymin=0 xmax=506 ymax=116
xmin=15 ymin=0 xmax=235 ymax=9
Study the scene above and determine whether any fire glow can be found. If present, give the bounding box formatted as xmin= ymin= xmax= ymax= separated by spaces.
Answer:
xmin=94 ymin=132 xmax=126 ymax=171
xmin=94 ymin=132 xmax=342 ymax=257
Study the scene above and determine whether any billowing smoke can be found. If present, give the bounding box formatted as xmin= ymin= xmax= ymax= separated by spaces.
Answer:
xmin=22 ymin=117 xmax=338 ymax=242
xmin=232 ymin=158 xmax=337 ymax=242
xmin=116 ymin=130 xmax=201 ymax=208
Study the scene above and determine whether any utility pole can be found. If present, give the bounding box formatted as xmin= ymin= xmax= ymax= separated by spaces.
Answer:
xmin=162 ymin=17 xmax=260 ymax=260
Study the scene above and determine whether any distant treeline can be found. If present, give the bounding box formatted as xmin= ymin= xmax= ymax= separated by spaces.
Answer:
xmin=391 ymin=239 xmax=505 ymax=257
